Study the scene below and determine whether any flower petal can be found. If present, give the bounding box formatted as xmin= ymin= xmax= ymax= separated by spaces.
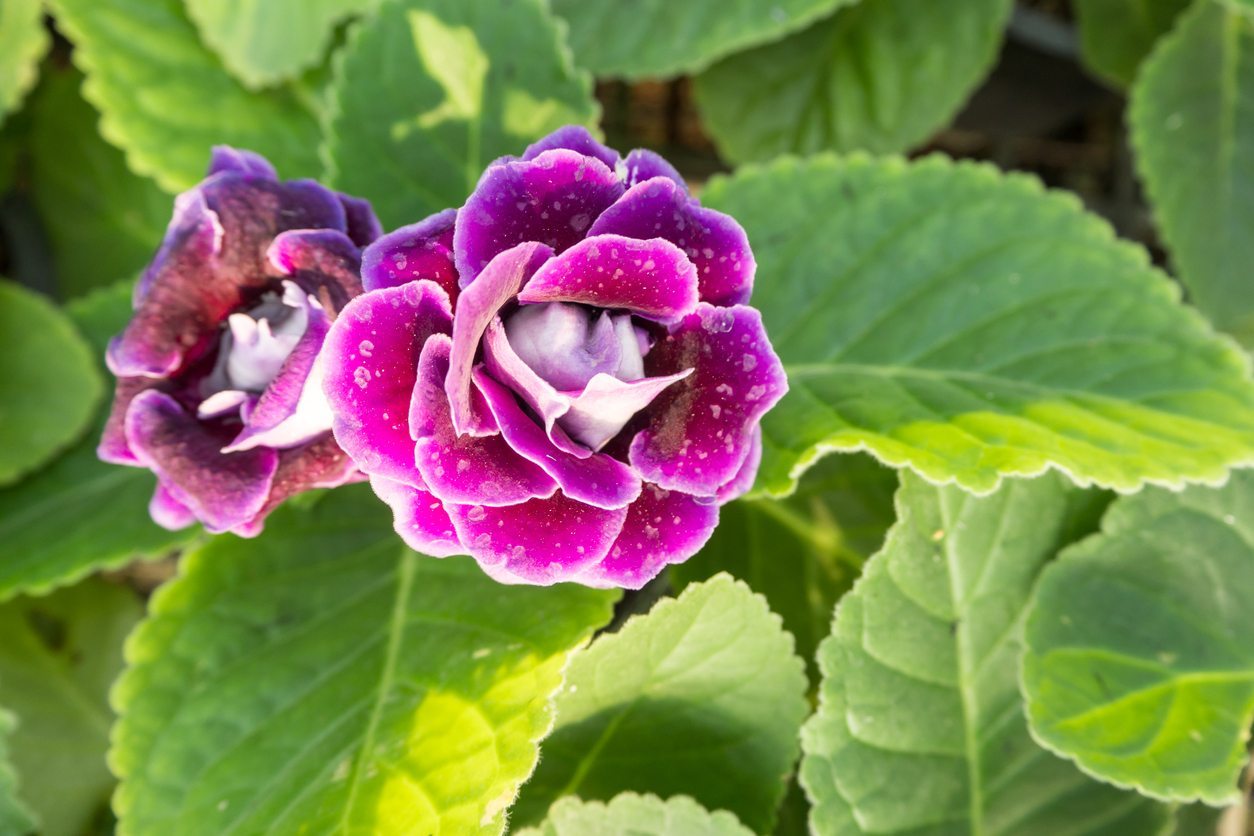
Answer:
xmin=322 ymin=280 xmax=452 ymax=485
xmin=148 ymin=483 xmax=197 ymax=531
xmin=589 ymin=176 xmax=755 ymax=307
xmin=337 ymin=192 xmax=383 ymax=248
xmin=716 ymin=425 xmax=762 ymax=504
xmin=99 ymin=377 xmax=158 ymax=465
xmin=521 ymin=125 xmax=620 ymax=170
xmin=361 ymin=208 xmax=459 ymax=304
xmin=454 ymin=149 xmax=623 ymax=284
xmin=207 ymin=146 xmax=276 ymax=179
xmin=473 ymin=367 xmax=642 ymax=510
xmin=370 ymin=475 xmax=464 ymax=557
xmin=232 ymin=433 xmax=362 ymax=537
xmin=629 ymin=305 xmax=787 ymax=496
xmin=268 ymin=229 xmax=364 ymax=315
xmin=558 ymin=369 xmax=692 ymax=451
xmin=623 ymin=148 xmax=684 ymax=189
xmin=517 ymin=233 xmax=698 ymax=323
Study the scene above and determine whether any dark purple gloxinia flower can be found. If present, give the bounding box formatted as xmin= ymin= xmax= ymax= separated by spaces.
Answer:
xmin=99 ymin=147 xmax=381 ymax=536
xmin=322 ymin=127 xmax=786 ymax=587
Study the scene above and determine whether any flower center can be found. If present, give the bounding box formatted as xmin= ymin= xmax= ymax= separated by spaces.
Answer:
xmin=503 ymin=301 xmax=649 ymax=392
xmin=207 ymin=281 xmax=310 ymax=396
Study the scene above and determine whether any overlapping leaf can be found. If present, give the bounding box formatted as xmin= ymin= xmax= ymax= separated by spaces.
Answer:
xmin=0 ymin=710 xmax=34 ymax=836
xmin=801 ymin=472 xmax=1170 ymax=835
xmin=702 ymin=154 xmax=1254 ymax=496
xmin=1022 ymin=470 xmax=1254 ymax=805
xmin=1073 ymin=0 xmax=1190 ymax=87
xmin=0 ymin=0 xmax=49 ymax=126
xmin=518 ymin=794 xmax=753 ymax=836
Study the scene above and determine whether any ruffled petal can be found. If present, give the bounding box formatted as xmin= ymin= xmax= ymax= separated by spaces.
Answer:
xmin=557 ymin=369 xmax=691 ymax=451
xmin=370 ymin=475 xmax=464 ymax=557
xmin=322 ymin=280 xmax=452 ymax=485
xmin=517 ymin=233 xmax=698 ymax=323
xmin=623 ymin=148 xmax=684 ymax=189
xmin=233 ymin=433 xmax=362 ymax=537
xmin=629 ymin=305 xmax=787 ymax=496
xmin=99 ymin=377 xmax=158 ymax=465
xmin=588 ymin=176 xmax=754 ymax=307
xmin=361 ymin=209 xmax=459 ymax=304
xmin=148 ymin=483 xmax=197 ymax=531
xmin=268 ymin=229 xmax=364 ymax=315
xmin=454 ymin=149 xmax=623 ymax=284
xmin=521 ymin=125 xmax=621 ymax=170
xmin=337 ymin=192 xmax=383 ymax=248
xmin=716 ymin=425 xmax=762 ymax=504
xmin=207 ymin=146 xmax=277 ymax=179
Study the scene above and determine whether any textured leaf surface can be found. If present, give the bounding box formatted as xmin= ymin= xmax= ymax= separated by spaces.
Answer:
xmin=801 ymin=472 xmax=1170 ymax=835
xmin=1074 ymin=0 xmax=1190 ymax=87
xmin=46 ymin=0 xmax=322 ymax=191
xmin=702 ymin=155 xmax=1254 ymax=496
xmin=694 ymin=0 xmax=1011 ymax=162
xmin=513 ymin=575 xmax=808 ymax=833
xmin=0 ymin=710 xmax=35 ymax=836
xmin=186 ymin=0 xmax=373 ymax=88
xmin=0 ymin=282 xmax=196 ymax=601
xmin=0 ymin=280 xmax=101 ymax=486
xmin=325 ymin=0 xmax=598 ymax=228
xmin=0 ymin=579 xmax=143 ymax=836
xmin=1022 ymin=470 xmax=1254 ymax=805
xmin=550 ymin=0 xmax=856 ymax=80
xmin=1130 ymin=0 xmax=1254 ymax=347
xmin=27 ymin=69 xmax=169 ymax=298
xmin=111 ymin=485 xmax=615 ymax=835
xmin=0 ymin=0 xmax=48 ymax=125
xmin=518 ymin=793 xmax=753 ymax=836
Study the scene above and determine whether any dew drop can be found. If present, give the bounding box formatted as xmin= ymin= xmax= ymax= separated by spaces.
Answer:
xmin=466 ymin=505 xmax=487 ymax=522
xmin=359 ymin=339 xmax=374 ymax=357
xmin=353 ymin=366 xmax=370 ymax=389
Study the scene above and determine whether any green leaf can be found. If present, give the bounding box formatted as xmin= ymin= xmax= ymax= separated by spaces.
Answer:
xmin=324 ymin=0 xmax=599 ymax=228
xmin=513 ymin=575 xmax=809 ymax=833
xmin=45 ymin=0 xmax=323 ymax=192
xmin=1073 ymin=0 xmax=1191 ymax=87
xmin=1022 ymin=470 xmax=1254 ymax=805
xmin=0 ymin=280 xmax=102 ymax=486
xmin=701 ymin=154 xmax=1254 ymax=497
xmin=111 ymin=484 xmax=615 ymax=835
xmin=672 ymin=452 xmax=897 ymax=678
xmin=185 ymin=0 xmax=374 ymax=89
xmin=0 ymin=0 xmax=49 ymax=126
xmin=0 ymin=579 xmax=143 ymax=836
xmin=801 ymin=472 xmax=1171 ymax=835
xmin=0 ymin=709 xmax=35 ymax=836
xmin=693 ymin=0 xmax=1012 ymax=162
xmin=517 ymin=793 xmax=753 ymax=836
xmin=27 ymin=68 xmax=169 ymax=299
xmin=1130 ymin=0 xmax=1254 ymax=347
xmin=550 ymin=0 xmax=857 ymax=80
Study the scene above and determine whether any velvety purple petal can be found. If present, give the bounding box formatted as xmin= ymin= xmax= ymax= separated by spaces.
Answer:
xmin=370 ymin=475 xmax=464 ymax=557
xmin=629 ymin=305 xmax=788 ymax=497
xmin=149 ymin=483 xmax=197 ymax=531
xmin=233 ymin=433 xmax=362 ymax=537
xmin=338 ymin=192 xmax=383 ymax=248
xmin=207 ymin=146 xmax=276 ymax=179
xmin=447 ymin=491 xmax=628 ymax=585
xmin=99 ymin=378 xmax=158 ymax=465
xmin=322 ymin=280 xmax=452 ymax=485
xmin=517 ymin=234 xmax=698 ymax=323
xmin=623 ymin=148 xmax=684 ymax=189
xmin=446 ymin=242 xmax=552 ymax=436
xmin=125 ymin=390 xmax=278 ymax=533
xmin=558 ymin=369 xmax=691 ymax=451
xmin=588 ymin=176 xmax=755 ymax=307
xmin=577 ymin=484 xmax=719 ymax=589
xmin=133 ymin=189 xmax=222 ymax=306
xmin=411 ymin=336 xmax=558 ymax=506
xmin=521 ymin=126 xmax=620 ymax=171
xmin=361 ymin=209 xmax=459 ymax=305
xmin=473 ymin=367 xmax=641 ymax=510
xmin=454 ymin=150 xmax=623 ymax=283
xmin=716 ymin=425 xmax=762 ymax=503
xmin=268 ymin=229 xmax=363 ymax=314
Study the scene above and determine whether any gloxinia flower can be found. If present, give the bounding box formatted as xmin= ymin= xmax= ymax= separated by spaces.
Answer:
xmin=322 ymin=127 xmax=787 ymax=587
xmin=99 ymin=147 xmax=381 ymax=536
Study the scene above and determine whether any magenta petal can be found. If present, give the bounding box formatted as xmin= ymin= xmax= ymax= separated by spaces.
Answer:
xmin=448 ymin=491 xmax=628 ymax=585
xmin=234 ymin=434 xmax=363 ymax=537
xmin=623 ymin=148 xmax=684 ymax=189
xmin=473 ymin=367 xmax=641 ymax=510
xmin=361 ymin=209 xmax=459 ymax=306
xmin=558 ymin=369 xmax=691 ymax=451
xmin=578 ymin=484 xmax=719 ymax=589
xmin=589 ymin=176 xmax=755 ymax=307
xmin=517 ymin=234 xmax=698 ymax=323
xmin=322 ymin=280 xmax=452 ymax=485
xmin=99 ymin=378 xmax=158 ymax=465
xmin=338 ymin=192 xmax=383 ymax=248
xmin=629 ymin=305 xmax=787 ymax=496
xmin=454 ymin=150 xmax=624 ymax=284
xmin=149 ymin=483 xmax=197 ymax=531
xmin=125 ymin=390 xmax=278 ymax=533
xmin=268 ymin=229 xmax=363 ymax=314
xmin=207 ymin=146 xmax=276 ymax=179
xmin=446 ymin=242 xmax=552 ymax=436
xmin=369 ymin=475 xmax=463 ymax=557
xmin=716 ymin=425 xmax=762 ymax=504
xmin=411 ymin=336 xmax=558 ymax=506
xmin=521 ymin=126 xmax=620 ymax=170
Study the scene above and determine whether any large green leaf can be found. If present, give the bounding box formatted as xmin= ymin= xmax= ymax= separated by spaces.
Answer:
xmin=518 ymin=793 xmax=753 ymax=836
xmin=185 ymin=0 xmax=374 ymax=89
xmin=27 ymin=69 xmax=169 ymax=299
xmin=324 ymin=0 xmax=599 ymax=228
xmin=46 ymin=0 xmax=322 ymax=192
xmin=0 ymin=709 xmax=35 ymax=836
xmin=1130 ymin=0 xmax=1254 ymax=347
xmin=0 ymin=579 xmax=143 ymax=836
xmin=0 ymin=0 xmax=48 ymax=125
xmin=1022 ymin=470 xmax=1254 ymax=805
xmin=0 ymin=280 xmax=102 ymax=486
xmin=694 ymin=0 xmax=1011 ymax=162
xmin=801 ymin=472 xmax=1170 ymax=835
xmin=702 ymin=154 xmax=1254 ymax=496
xmin=513 ymin=575 xmax=808 ymax=833
xmin=110 ymin=485 xmax=615 ymax=834
xmin=550 ymin=0 xmax=857 ymax=80
xmin=1073 ymin=0 xmax=1191 ymax=88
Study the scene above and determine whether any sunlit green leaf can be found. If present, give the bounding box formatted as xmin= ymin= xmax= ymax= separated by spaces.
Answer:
xmin=0 ymin=709 xmax=35 ymax=836
xmin=0 ymin=0 xmax=49 ymax=126
xmin=1073 ymin=0 xmax=1190 ymax=87
xmin=518 ymin=794 xmax=753 ymax=836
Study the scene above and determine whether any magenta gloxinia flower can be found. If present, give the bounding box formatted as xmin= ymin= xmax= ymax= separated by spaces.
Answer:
xmin=322 ymin=127 xmax=787 ymax=587
xmin=99 ymin=147 xmax=381 ymax=536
